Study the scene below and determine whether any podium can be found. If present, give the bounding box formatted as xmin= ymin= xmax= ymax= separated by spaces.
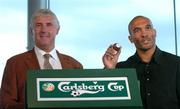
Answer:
xmin=26 ymin=69 xmax=142 ymax=109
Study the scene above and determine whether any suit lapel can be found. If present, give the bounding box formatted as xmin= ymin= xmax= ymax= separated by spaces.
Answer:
xmin=25 ymin=49 xmax=40 ymax=69
xmin=56 ymin=51 xmax=67 ymax=69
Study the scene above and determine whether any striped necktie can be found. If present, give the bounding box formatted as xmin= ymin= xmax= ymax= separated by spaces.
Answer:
xmin=43 ymin=54 xmax=53 ymax=69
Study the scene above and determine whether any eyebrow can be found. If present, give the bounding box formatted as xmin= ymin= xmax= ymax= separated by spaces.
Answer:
xmin=133 ymin=26 xmax=140 ymax=30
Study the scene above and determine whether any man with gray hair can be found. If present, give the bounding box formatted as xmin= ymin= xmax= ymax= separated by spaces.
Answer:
xmin=0 ymin=9 xmax=83 ymax=109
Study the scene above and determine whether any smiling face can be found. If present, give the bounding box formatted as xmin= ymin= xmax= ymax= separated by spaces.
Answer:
xmin=128 ymin=16 xmax=156 ymax=52
xmin=31 ymin=14 xmax=59 ymax=52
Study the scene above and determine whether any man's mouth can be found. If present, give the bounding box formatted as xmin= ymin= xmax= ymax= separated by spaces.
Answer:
xmin=141 ymin=38 xmax=151 ymax=44
xmin=40 ymin=35 xmax=50 ymax=38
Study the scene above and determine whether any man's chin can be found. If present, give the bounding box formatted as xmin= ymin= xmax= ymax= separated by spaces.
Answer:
xmin=141 ymin=45 xmax=155 ymax=51
xmin=37 ymin=44 xmax=51 ymax=49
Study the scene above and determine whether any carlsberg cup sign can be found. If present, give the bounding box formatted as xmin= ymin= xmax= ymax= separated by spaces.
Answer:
xmin=37 ymin=77 xmax=131 ymax=101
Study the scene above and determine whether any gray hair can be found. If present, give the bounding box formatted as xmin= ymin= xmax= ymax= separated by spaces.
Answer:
xmin=30 ymin=9 xmax=60 ymax=28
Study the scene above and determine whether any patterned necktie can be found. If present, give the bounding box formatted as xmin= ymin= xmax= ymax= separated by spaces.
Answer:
xmin=43 ymin=54 xmax=53 ymax=69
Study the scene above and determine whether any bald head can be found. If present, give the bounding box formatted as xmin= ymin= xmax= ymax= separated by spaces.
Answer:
xmin=128 ymin=16 xmax=153 ymax=35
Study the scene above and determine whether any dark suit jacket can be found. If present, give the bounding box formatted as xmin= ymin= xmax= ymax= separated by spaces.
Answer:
xmin=0 ymin=49 xmax=83 ymax=109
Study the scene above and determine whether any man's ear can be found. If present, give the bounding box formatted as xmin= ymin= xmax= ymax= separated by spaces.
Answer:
xmin=128 ymin=35 xmax=133 ymax=43
xmin=30 ymin=27 xmax=33 ymax=34
xmin=56 ymin=27 xmax=60 ymax=34
xmin=29 ymin=26 xmax=34 ymax=36
xmin=153 ymin=29 xmax=156 ymax=37
xmin=29 ymin=26 xmax=35 ymax=42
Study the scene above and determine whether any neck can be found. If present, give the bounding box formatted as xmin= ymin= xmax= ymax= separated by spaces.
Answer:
xmin=137 ymin=46 xmax=156 ymax=63
xmin=43 ymin=47 xmax=54 ymax=53
xmin=36 ymin=45 xmax=55 ymax=53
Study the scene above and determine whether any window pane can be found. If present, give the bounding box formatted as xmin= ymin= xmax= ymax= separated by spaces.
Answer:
xmin=0 ymin=0 xmax=27 ymax=85
xmin=176 ymin=0 xmax=180 ymax=56
xmin=50 ymin=0 xmax=176 ymax=68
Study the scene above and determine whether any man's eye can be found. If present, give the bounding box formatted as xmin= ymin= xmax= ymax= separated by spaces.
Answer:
xmin=133 ymin=28 xmax=140 ymax=33
xmin=47 ymin=23 xmax=53 ymax=26
xmin=146 ymin=25 xmax=152 ymax=29
xmin=35 ymin=24 xmax=41 ymax=27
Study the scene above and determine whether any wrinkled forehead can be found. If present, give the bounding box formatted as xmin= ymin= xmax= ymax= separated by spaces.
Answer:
xmin=34 ymin=14 xmax=56 ymax=21
xmin=34 ymin=15 xmax=55 ymax=22
xmin=131 ymin=17 xmax=152 ymax=28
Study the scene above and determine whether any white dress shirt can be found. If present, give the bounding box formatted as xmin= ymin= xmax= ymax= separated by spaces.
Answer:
xmin=34 ymin=46 xmax=62 ymax=69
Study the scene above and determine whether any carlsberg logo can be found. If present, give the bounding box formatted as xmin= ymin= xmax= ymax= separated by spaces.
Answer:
xmin=58 ymin=82 xmax=104 ymax=97
xmin=37 ymin=77 xmax=130 ymax=101
xmin=58 ymin=81 xmax=124 ymax=97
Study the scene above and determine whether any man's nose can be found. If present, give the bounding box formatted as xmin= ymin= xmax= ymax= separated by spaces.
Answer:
xmin=41 ymin=25 xmax=48 ymax=32
xmin=141 ymin=29 xmax=147 ymax=37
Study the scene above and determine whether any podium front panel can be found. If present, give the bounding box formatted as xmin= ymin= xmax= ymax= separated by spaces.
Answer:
xmin=26 ymin=69 xmax=142 ymax=109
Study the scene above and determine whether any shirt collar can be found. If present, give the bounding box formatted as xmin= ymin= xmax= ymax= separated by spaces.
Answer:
xmin=134 ymin=46 xmax=162 ymax=64
xmin=34 ymin=46 xmax=58 ymax=60
xmin=153 ymin=47 xmax=162 ymax=64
